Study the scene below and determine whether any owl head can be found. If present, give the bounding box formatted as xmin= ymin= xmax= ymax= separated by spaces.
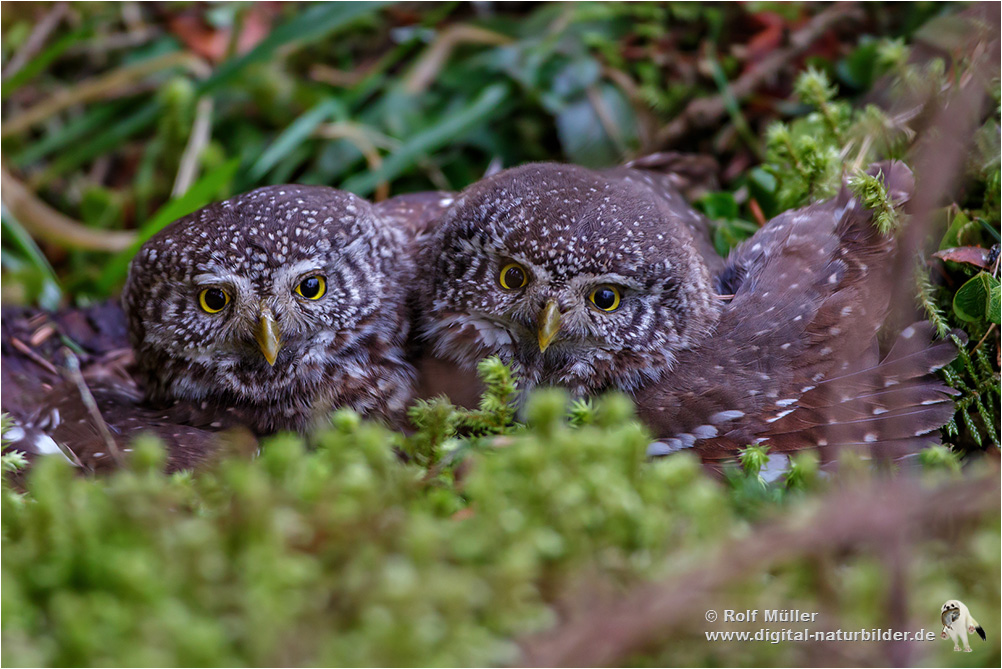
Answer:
xmin=418 ymin=163 xmax=721 ymax=396
xmin=123 ymin=185 xmax=414 ymax=432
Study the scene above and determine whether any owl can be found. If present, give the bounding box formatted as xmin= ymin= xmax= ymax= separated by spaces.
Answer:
xmin=415 ymin=162 xmax=724 ymax=401
xmin=3 ymin=185 xmax=449 ymax=473
xmin=122 ymin=184 xmax=419 ymax=434
xmin=416 ymin=161 xmax=960 ymax=461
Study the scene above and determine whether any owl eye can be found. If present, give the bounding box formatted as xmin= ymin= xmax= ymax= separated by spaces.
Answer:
xmin=499 ymin=263 xmax=528 ymax=290
xmin=589 ymin=285 xmax=621 ymax=312
xmin=199 ymin=287 xmax=230 ymax=314
xmin=295 ymin=275 xmax=327 ymax=300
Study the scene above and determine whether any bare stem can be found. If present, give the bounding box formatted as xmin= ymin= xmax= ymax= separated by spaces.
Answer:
xmin=1 ymin=168 xmax=136 ymax=251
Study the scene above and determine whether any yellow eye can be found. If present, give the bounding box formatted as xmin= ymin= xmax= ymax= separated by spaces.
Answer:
xmin=499 ymin=263 xmax=528 ymax=290
xmin=589 ymin=285 xmax=621 ymax=312
xmin=295 ymin=275 xmax=326 ymax=300
xmin=199 ymin=287 xmax=230 ymax=313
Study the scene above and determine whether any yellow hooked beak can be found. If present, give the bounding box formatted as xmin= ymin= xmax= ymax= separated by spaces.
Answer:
xmin=255 ymin=307 xmax=283 ymax=366
xmin=537 ymin=299 xmax=562 ymax=353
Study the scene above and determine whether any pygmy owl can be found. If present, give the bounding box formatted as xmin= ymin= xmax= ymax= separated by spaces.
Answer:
xmin=2 ymin=186 xmax=455 ymax=472
xmin=416 ymin=161 xmax=959 ymax=461
xmin=122 ymin=184 xmax=417 ymax=434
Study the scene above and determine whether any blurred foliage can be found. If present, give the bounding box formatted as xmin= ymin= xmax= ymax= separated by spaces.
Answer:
xmin=1 ymin=3 xmax=1000 ymax=665
xmin=3 ymin=362 xmax=999 ymax=666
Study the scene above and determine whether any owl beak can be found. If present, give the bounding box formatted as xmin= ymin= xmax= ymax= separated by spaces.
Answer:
xmin=537 ymin=299 xmax=562 ymax=353
xmin=255 ymin=308 xmax=283 ymax=366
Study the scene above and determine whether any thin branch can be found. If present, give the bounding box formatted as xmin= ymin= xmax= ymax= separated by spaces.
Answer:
xmin=888 ymin=23 xmax=999 ymax=331
xmin=0 ymin=168 xmax=136 ymax=251
xmin=60 ymin=348 xmax=125 ymax=468
xmin=655 ymin=2 xmax=864 ymax=148
xmin=519 ymin=474 xmax=997 ymax=667
xmin=404 ymin=24 xmax=513 ymax=94
xmin=171 ymin=96 xmax=214 ymax=197
xmin=1 ymin=1 xmax=68 ymax=81
xmin=315 ymin=122 xmax=393 ymax=201
xmin=586 ymin=85 xmax=627 ymax=154
xmin=10 ymin=337 xmax=58 ymax=376
xmin=972 ymin=323 xmax=997 ymax=355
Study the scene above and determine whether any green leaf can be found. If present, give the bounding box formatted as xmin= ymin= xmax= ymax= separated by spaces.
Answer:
xmin=248 ymin=98 xmax=346 ymax=182
xmin=45 ymin=102 xmax=163 ymax=178
xmin=939 ymin=208 xmax=973 ymax=250
xmin=340 ymin=83 xmax=511 ymax=196
xmin=199 ymin=2 xmax=387 ymax=94
xmin=1 ymin=206 xmax=62 ymax=310
xmin=0 ymin=27 xmax=90 ymax=100
xmin=952 ymin=272 xmax=999 ymax=323
xmin=698 ymin=192 xmax=740 ymax=220
xmin=10 ymin=104 xmax=121 ymax=168
xmin=990 ymin=277 xmax=1001 ymax=325
xmin=836 ymin=38 xmax=880 ymax=91
xmin=555 ymin=83 xmax=637 ymax=168
xmin=95 ymin=158 xmax=241 ymax=292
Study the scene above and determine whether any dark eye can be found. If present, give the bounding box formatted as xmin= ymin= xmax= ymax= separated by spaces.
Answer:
xmin=198 ymin=287 xmax=230 ymax=313
xmin=295 ymin=275 xmax=326 ymax=300
xmin=589 ymin=285 xmax=621 ymax=312
xmin=499 ymin=263 xmax=528 ymax=290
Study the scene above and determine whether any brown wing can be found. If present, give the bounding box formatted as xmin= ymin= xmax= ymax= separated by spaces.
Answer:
xmin=2 ymin=302 xmax=237 ymax=473
xmin=636 ymin=161 xmax=959 ymax=462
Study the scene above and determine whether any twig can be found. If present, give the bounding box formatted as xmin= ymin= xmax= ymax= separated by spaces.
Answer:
xmin=1 ymin=50 xmax=203 ymax=138
xmin=888 ymin=22 xmax=999 ymax=331
xmin=972 ymin=323 xmax=997 ymax=355
xmin=1 ymin=1 xmax=68 ymax=81
xmin=171 ymin=96 xmax=214 ymax=197
xmin=404 ymin=24 xmax=513 ymax=94
xmin=600 ymin=65 xmax=656 ymax=151
xmin=60 ymin=348 xmax=125 ymax=467
xmin=64 ymin=28 xmax=158 ymax=57
xmin=655 ymin=3 xmax=864 ymax=148
xmin=586 ymin=85 xmax=627 ymax=154
xmin=310 ymin=63 xmax=366 ymax=88
xmin=1 ymin=168 xmax=136 ymax=251
xmin=10 ymin=337 xmax=59 ymax=376
xmin=519 ymin=474 xmax=998 ymax=667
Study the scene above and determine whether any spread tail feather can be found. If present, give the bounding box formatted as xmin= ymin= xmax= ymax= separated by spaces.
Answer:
xmin=762 ymin=322 xmax=962 ymax=455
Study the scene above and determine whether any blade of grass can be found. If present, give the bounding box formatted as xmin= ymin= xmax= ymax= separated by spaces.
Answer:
xmin=340 ymin=83 xmax=511 ymax=196
xmin=1 ymin=50 xmax=192 ymax=138
xmin=42 ymin=101 xmax=161 ymax=179
xmin=1 ymin=205 xmax=63 ymax=310
xmin=1 ymin=26 xmax=91 ymax=100
xmin=10 ymin=103 xmax=121 ymax=168
xmin=200 ymin=2 xmax=387 ymax=94
xmin=96 ymin=157 xmax=241 ymax=293
xmin=247 ymin=98 xmax=346 ymax=183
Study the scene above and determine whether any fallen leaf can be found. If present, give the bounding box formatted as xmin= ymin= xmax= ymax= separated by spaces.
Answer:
xmin=933 ymin=245 xmax=993 ymax=269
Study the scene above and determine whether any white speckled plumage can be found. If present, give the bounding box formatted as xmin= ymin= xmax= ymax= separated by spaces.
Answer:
xmin=123 ymin=185 xmax=416 ymax=433
xmin=416 ymin=163 xmax=723 ymax=399
xmin=418 ymin=160 xmax=961 ymax=462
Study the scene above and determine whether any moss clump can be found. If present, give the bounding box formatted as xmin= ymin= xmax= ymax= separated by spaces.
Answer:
xmin=3 ymin=366 xmax=999 ymax=666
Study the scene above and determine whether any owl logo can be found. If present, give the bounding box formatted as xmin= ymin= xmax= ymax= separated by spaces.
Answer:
xmin=941 ymin=599 xmax=986 ymax=652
